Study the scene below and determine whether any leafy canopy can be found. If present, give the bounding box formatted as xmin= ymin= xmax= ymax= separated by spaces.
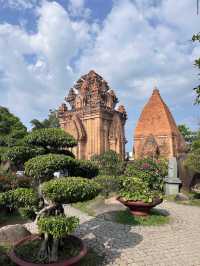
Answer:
xmin=91 ymin=150 xmax=125 ymax=176
xmin=30 ymin=109 xmax=59 ymax=131
xmin=0 ymin=106 xmax=27 ymax=146
xmin=24 ymin=128 xmax=77 ymax=150
xmin=25 ymin=153 xmax=77 ymax=181
xmin=41 ymin=177 xmax=101 ymax=204
xmin=192 ymin=33 xmax=200 ymax=104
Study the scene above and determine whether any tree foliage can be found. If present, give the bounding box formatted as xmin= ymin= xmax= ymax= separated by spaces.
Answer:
xmin=91 ymin=150 xmax=125 ymax=176
xmin=0 ymin=106 xmax=27 ymax=147
xmin=178 ymin=124 xmax=197 ymax=145
xmin=192 ymin=33 xmax=200 ymax=104
xmin=30 ymin=110 xmax=59 ymax=130
xmin=25 ymin=154 xmax=77 ymax=181
xmin=24 ymin=128 xmax=77 ymax=152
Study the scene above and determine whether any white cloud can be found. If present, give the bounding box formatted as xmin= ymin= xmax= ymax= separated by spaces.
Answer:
xmin=0 ymin=0 xmax=199 ymax=149
xmin=0 ymin=0 xmax=91 ymax=125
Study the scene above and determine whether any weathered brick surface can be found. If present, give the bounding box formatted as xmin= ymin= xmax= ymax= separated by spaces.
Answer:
xmin=58 ymin=70 xmax=127 ymax=159
xmin=134 ymin=89 xmax=186 ymax=159
xmin=71 ymin=201 xmax=200 ymax=266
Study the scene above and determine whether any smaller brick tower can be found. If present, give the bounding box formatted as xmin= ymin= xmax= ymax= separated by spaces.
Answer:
xmin=134 ymin=88 xmax=186 ymax=159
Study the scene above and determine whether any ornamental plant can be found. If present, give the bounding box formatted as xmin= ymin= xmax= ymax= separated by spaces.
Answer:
xmin=24 ymin=154 xmax=77 ymax=182
xmin=120 ymin=157 xmax=166 ymax=203
xmin=2 ymin=146 xmax=46 ymax=169
xmin=24 ymin=128 xmax=77 ymax=153
xmin=36 ymin=177 xmax=100 ymax=262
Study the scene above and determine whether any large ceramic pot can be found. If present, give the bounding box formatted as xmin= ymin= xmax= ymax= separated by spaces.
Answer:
xmin=117 ymin=197 xmax=163 ymax=216
xmin=9 ymin=235 xmax=87 ymax=266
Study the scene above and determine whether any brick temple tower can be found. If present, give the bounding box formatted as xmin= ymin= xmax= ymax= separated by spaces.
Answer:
xmin=134 ymin=88 xmax=186 ymax=159
xmin=58 ymin=70 xmax=127 ymax=160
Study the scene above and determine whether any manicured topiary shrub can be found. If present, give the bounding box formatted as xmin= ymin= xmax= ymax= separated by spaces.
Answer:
xmin=18 ymin=207 xmax=36 ymax=220
xmin=25 ymin=154 xmax=77 ymax=181
xmin=2 ymin=146 xmax=46 ymax=168
xmin=91 ymin=150 xmax=125 ymax=176
xmin=24 ymin=128 xmax=77 ymax=151
xmin=41 ymin=177 xmax=101 ymax=204
xmin=73 ymin=159 xmax=99 ymax=178
xmin=95 ymin=175 xmax=123 ymax=197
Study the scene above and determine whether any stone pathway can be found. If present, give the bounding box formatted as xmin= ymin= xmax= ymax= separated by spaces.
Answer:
xmin=64 ymin=201 xmax=200 ymax=266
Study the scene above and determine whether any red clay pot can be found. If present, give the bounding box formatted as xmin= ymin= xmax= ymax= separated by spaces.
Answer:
xmin=117 ymin=197 xmax=163 ymax=216
xmin=9 ymin=235 xmax=87 ymax=266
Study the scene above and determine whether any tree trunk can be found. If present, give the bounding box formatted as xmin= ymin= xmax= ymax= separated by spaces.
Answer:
xmin=37 ymin=233 xmax=49 ymax=261
xmin=50 ymin=238 xmax=59 ymax=262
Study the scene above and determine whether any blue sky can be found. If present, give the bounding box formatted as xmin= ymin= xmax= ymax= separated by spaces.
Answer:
xmin=0 ymin=0 xmax=199 ymax=151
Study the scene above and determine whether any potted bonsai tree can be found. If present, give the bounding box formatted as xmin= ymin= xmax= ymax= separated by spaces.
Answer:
xmin=8 ymin=177 xmax=100 ymax=265
xmin=118 ymin=158 xmax=166 ymax=216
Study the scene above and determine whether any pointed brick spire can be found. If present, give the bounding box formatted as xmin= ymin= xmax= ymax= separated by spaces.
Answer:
xmin=135 ymin=88 xmax=180 ymax=136
xmin=134 ymin=88 xmax=186 ymax=159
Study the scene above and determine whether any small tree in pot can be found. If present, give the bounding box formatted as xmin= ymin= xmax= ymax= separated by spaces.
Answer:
xmin=118 ymin=158 xmax=166 ymax=216
xmin=8 ymin=177 xmax=100 ymax=265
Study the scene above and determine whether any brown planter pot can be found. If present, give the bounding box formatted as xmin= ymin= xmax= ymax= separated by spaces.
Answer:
xmin=117 ymin=197 xmax=163 ymax=216
xmin=9 ymin=235 xmax=87 ymax=266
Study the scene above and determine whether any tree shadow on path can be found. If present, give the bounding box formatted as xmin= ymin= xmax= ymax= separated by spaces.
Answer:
xmin=76 ymin=216 xmax=143 ymax=265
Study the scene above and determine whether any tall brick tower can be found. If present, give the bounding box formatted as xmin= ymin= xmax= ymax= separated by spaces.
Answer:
xmin=134 ymin=88 xmax=186 ymax=159
xmin=58 ymin=70 xmax=127 ymax=160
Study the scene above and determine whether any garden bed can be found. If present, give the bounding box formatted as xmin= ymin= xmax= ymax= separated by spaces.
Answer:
xmin=0 ymin=210 xmax=29 ymax=228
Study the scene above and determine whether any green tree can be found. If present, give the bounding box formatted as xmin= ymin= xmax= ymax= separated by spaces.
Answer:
xmin=192 ymin=33 xmax=200 ymax=104
xmin=30 ymin=109 xmax=59 ymax=131
xmin=185 ymin=131 xmax=200 ymax=173
xmin=0 ymin=106 xmax=27 ymax=147
xmin=91 ymin=150 xmax=125 ymax=176
xmin=178 ymin=124 xmax=197 ymax=144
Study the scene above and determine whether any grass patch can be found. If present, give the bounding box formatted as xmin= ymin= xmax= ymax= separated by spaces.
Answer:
xmin=165 ymin=192 xmax=200 ymax=207
xmin=0 ymin=210 xmax=28 ymax=228
xmin=114 ymin=209 xmax=170 ymax=226
xmin=72 ymin=195 xmax=105 ymax=216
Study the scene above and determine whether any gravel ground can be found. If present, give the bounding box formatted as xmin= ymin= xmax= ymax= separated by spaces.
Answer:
xmin=25 ymin=201 xmax=200 ymax=266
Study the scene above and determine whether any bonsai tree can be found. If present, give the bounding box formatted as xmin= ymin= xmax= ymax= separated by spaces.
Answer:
xmin=5 ymin=177 xmax=100 ymax=263
xmin=24 ymin=128 xmax=77 ymax=155
xmin=91 ymin=150 xmax=125 ymax=176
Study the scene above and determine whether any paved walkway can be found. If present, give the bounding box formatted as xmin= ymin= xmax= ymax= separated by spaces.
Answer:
xmin=64 ymin=201 xmax=200 ymax=266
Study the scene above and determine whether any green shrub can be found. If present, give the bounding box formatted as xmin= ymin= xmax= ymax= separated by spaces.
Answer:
xmin=19 ymin=207 xmax=36 ymax=220
xmin=73 ymin=160 xmax=99 ymax=178
xmin=25 ymin=154 xmax=77 ymax=181
xmin=24 ymin=128 xmax=77 ymax=150
xmin=41 ymin=177 xmax=101 ymax=204
xmin=95 ymin=175 xmax=123 ymax=197
xmin=0 ymin=188 xmax=38 ymax=210
xmin=91 ymin=150 xmax=125 ymax=176
xmin=125 ymin=158 xmax=166 ymax=192
xmin=37 ymin=216 xmax=79 ymax=238
xmin=2 ymin=146 xmax=46 ymax=167
xmin=185 ymin=148 xmax=200 ymax=173
xmin=120 ymin=176 xmax=163 ymax=203
xmin=0 ymin=147 xmax=8 ymax=163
